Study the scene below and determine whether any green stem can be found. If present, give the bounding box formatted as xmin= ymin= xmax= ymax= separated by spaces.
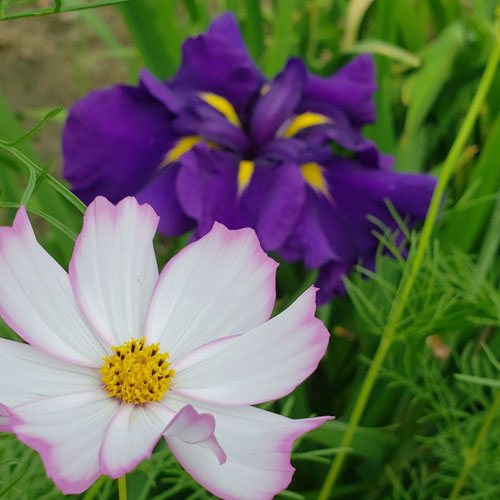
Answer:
xmin=449 ymin=389 xmax=500 ymax=498
xmin=0 ymin=0 xmax=129 ymax=20
xmin=118 ymin=475 xmax=127 ymax=500
xmin=0 ymin=140 xmax=86 ymax=215
xmin=318 ymin=19 xmax=500 ymax=500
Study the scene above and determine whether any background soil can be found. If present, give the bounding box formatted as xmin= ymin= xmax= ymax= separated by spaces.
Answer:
xmin=0 ymin=6 xmax=132 ymax=171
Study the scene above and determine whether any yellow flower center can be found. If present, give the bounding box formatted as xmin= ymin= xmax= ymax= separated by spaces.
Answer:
xmin=100 ymin=336 xmax=174 ymax=405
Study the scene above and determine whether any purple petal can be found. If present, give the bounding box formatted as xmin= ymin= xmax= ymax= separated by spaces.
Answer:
xmin=139 ymin=69 xmax=183 ymax=113
xmin=300 ymin=54 xmax=377 ymax=129
xmin=135 ymin=163 xmax=195 ymax=236
xmin=279 ymin=157 xmax=436 ymax=302
xmin=242 ymin=163 xmax=306 ymax=251
xmin=315 ymin=261 xmax=349 ymax=305
xmin=173 ymin=104 xmax=250 ymax=154
xmin=63 ymin=85 xmax=175 ymax=204
xmin=300 ymin=121 xmax=394 ymax=170
xmin=258 ymin=137 xmax=306 ymax=163
xmin=170 ymin=13 xmax=263 ymax=113
xmin=176 ymin=146 xmax=242 ymax=237
xmin=176 ymin=146 xmax=305 ymax=250
xmin=314 ymin=158 xmax=435 ymax=262
xmin=250 ymin=59 xmax=307 ymax=146
xmin=277 ymin=189 xmax=336 ymax=268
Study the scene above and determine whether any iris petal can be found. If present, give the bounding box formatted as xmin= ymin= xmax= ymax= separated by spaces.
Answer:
xmin=250 ymin=58 xmax=307 ymax=146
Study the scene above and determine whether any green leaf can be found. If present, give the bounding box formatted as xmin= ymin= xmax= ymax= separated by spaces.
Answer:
xmin=344 ymin=39 xmax=421 ymax=67
xmin=119 ymin=0 xmax=182 ymax=79
xmin=454 ymin=373 xmax=500 ymax=389
xmin=307 ymin=420 xmax=397 ymax=462
xmin=262 ymin=0 xmax=297 ymax=76
xmin=397 ymin=22 xmax=465 ymax=172
xmin=441 ymin=115 xmax=500 ymax=252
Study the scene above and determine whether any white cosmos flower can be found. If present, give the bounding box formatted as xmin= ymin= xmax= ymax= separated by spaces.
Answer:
xmin=0 ymin=196 xmax=330 ymax=500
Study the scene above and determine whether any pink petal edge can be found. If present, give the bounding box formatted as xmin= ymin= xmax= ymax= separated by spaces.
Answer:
xmin=0 ymin=207 xmax=97 ymax=367
xmin=7 ymin=398 xmax=103 ymax=495
xmin=144 ymin=221 xmax=278 ymax=347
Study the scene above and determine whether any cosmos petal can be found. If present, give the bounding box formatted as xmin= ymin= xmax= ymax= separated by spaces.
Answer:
xmin=0 ymin=338 xmax=101 ymax=411
xmin=100 ymin=402 xmax=175 ymax=478
xmin=0 ymin=207 xmax=106 ymax=367
xmin=9 ymin=391 xmax=119 ymax=495
xmin=164 ymin=405 xmax=226 ymax=465
xmin=171 ymin=287 xmax=329 ymax=405
xmin=164 ymin=394 xmax=331 ymax=500
xmin=69 ymin=197 xmax=159 ymax=347
xmin=144 ymin=222 xmax=277 ymax=359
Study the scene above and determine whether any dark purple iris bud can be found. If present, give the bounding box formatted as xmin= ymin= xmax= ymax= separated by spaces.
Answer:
xmin=62 ymin=13 xmax=436 ymax=303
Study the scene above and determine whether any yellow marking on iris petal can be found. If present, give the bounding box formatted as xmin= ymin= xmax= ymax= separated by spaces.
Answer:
xmin=260 ymin=83 xmax=271 ymax=95
xmin=238 ymin=160 xmax=255 ymax=194
xmin=161 ymin=136 xmax=202 ymax=166
xmin=199 ymin=92 xmax=241 ymax=127
xmin=100 ymin=336 xmax=174 ymax=405
xmin=283 ymin=112 xmax=332 ymax=138
xmin=300 ymin=162 xmax=332 ymax=201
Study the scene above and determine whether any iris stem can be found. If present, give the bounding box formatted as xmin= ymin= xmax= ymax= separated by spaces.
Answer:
xmin=449 ymin=389 xmax=500 ymax=498
xmin=318 ymin=18 xmax=500 ymax=500
xmin=117 ymin=475 xmax=127 ymax=500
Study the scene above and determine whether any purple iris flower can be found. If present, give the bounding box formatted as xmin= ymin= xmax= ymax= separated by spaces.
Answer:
xmin=62 ymin=13 xmax=436 ymax=304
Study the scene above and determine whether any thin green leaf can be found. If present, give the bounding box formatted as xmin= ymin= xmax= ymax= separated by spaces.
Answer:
xmin=344 ymin=39 xmax=421 ymax=67
xmin=7 ymin=106 xmax=63 ymax=148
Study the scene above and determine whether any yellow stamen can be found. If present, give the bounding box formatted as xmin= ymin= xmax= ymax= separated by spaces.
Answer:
xmin=100 ymin=336 xmax=174 ymax=405
xmin=199 ymin=92 xmax=241 ymax=127
xmin=161 ymin=136 xmax=202 ymax=166
xmin=238 ymin=160 xmax=255 ymax=194
xmin=283 ymin=112 xmax=331 ymax=138
xmin=300 ymin=162 xmax=332 ymax=201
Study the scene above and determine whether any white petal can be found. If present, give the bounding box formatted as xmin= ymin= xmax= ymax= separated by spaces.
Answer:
xmin=145 ymin=223 xmax=277 ymax=358
xmin=0 ymin=338 xmax=101 ymax=409
xmin=164 ymin=405 xmax=226 ymax=464
xmin=100 ymin=401 xmax=174 ymax=478
xmin=10 ymin=391 xmax=119 ymax=495
xmin=163 ymin=394 xmax=331 ymax=500
xmin=69 ymin=197 xmax=159 ymax=346
xmin=0 ymin=405 xmax=9 ymax=432
xmin=0 ymin=207 xmax=107 ymax=367
xmin=171 ymin=287 xmax=329 ymax=405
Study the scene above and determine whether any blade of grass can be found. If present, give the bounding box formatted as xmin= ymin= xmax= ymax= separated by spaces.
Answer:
xmin=119 ymin=0 xmax=181 ymax=79
xmin=262 ymin=0 xmax=296 ymax=76
xmin=340 ymin=0 xmax=375 ymax=50
xmin=344 ymin=39 xmax=421 ymax=67
xmin=397 ymin=22 xmax=465 ymax=172
xmin=243 ymin=0 xmax=264 ymax=61
xmin=441 ymin=115 xmax=500 ymax=251
xmin=0 ymin=0 xmax=129 ymax=20
xmin=7 ymin=107 xmax=63 ymax=148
